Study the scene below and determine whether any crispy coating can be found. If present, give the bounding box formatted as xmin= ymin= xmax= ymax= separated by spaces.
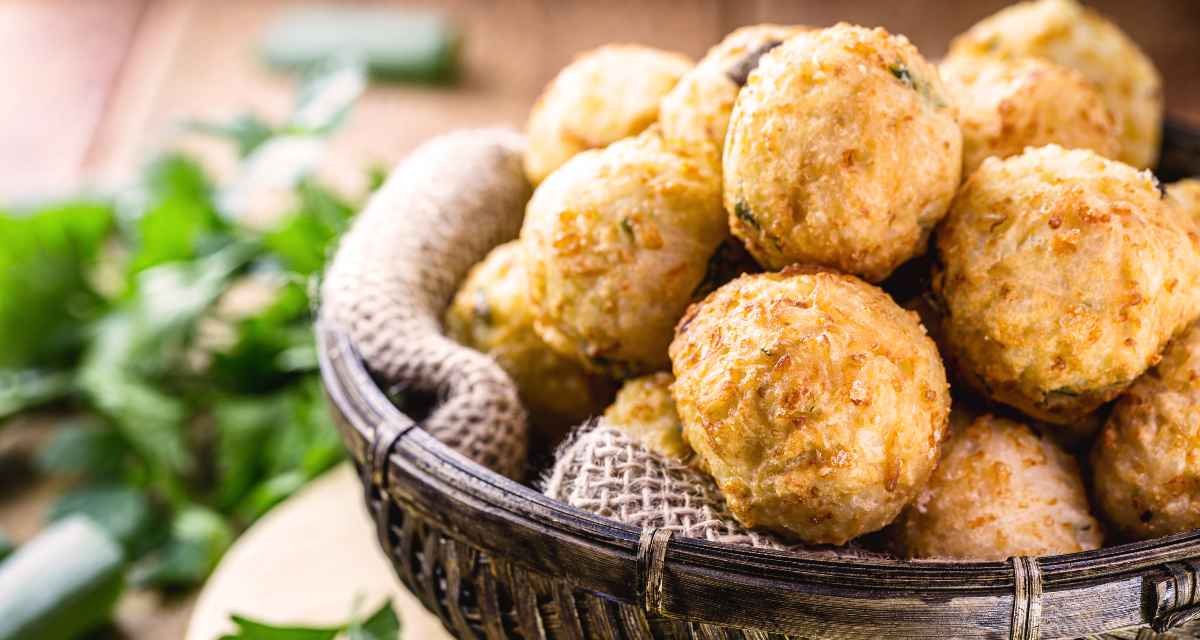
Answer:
xmin=669 ymin=268 xmax=951 ymax=545
xmin=895 ymin=414 xmax=1103 ymax=560
xmin=1169 ymin=179 xmax=1200 ymax=222
xmin=948 ymin=0 xmax=1162 ymax=169
xmin=723 ymin=24 xmax=961 ymax=282
xmin=659 ymin=24 xmax=809 ymax=163
xmin=940 ymin=54 xmax=1119 ymax=175
xmin=603 ymin=372 xmax=691 ymax=460
xmin=1092 ymin=322 xmax=1200 ymax=540
xmin=445 ymin=242 xmax=615 ymax=443
xmin=522 ymin=129 xmax=727 ymax=377
xmin=524 ymin=44 xmax=692 ymax=184
xmin=934 ymin=146 xmax=1200 ymax=425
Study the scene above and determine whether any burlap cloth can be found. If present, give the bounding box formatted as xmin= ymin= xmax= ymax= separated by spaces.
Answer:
xmin=320 ymin=129 xmax=531 ymax=479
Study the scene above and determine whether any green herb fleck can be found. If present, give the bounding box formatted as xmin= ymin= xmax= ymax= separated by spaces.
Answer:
xmin=619 ymin=217 xmax=635 ymax=239
xmin=734 ymin=201 xmax=759 ymax=230
xmin=889 ymin=63 xmax=915 ymax=89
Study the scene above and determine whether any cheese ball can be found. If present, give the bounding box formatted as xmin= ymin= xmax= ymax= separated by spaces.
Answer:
xmin=522 ymin=129 xmax=727 ymax=377
xmin=445 ymin=241 xmax=615 ymax=442
xmin=934 ymin=146 xmax=1200 ymax=425
xmin=895 ymin=413 xmax=1103 ymax=560
xmin=670 ymin=268 xmax=951 ymax=545
xmin=948 ymin=0 xmax=1162 ymax=169
xmin=1092 ymin=322 xmax=1200 ymax=540
xmin=659 ymin=24 xmax=808 ymax=162
xmin=723 ymin=24 xmax=961 ymax=282
xmin=603 ymin=372 xmax=690 ymax=460
xmin=524 ymin=45 xmax=692 ymax=184
xmin=1168 ymin=179 xmax=1200 ymax=221
xmin=940 ymin=54 xmax=1119 ymax=175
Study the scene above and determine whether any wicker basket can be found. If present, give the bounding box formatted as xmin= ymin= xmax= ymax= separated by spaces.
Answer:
xmin=318 ymin=121 xmax=1200 ymax=640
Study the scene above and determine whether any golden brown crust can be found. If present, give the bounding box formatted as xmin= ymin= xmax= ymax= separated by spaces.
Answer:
xmin=522 ymin=129 xmax=728 ymax=377
xmin=445 ymin=242 xmax=615 ymax=443
xmin=659 ymin=24 xmax=809 ymax=164
xmin=669 ymin=269 xmax=951 ymax=545
xmin=939 ymin=54 xmax=1119 ymax=175
xmin=1093 ymin=322 xmax=1200 ymax=540
xmin=934 ymin=145 xmax=1200 ymax=424
xmin=1168 ymin=179 xmax=1200 ymax=223
xmin=948 ymin=0 xmax=1162 ymax=169
xmin=603 ymin=372 xmax=690 ymax=460
xmin=895 ymin=414 xmax=1103 ymax=560
xmin=722 ymin=24 xmax=961 ymax=282
xmin=524 ymin=44 xmax=692 ymax=184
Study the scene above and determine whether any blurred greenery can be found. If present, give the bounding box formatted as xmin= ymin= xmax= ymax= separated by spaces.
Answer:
xmin=220 ymin=598 xmax=400 ymax=640
xmin=0 ymin=60 xmax=370 ymax=598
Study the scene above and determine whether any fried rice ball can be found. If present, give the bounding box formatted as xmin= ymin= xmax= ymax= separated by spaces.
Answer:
xmin=895 ymin=413 xmax=1103 ymax=560
xmin=939 ymin=54 xmax=1119 ymax=175
xmin=933 ymin=145 xmax=1200 ymax=425
xmin=1092 ymin=322 xmax=1200 ymax=540
xmin=522 ymin=129 xmax=727 ymax=378
xmin=524 ymin=44 xmax=692 ymax=184
xmin=669 ymin=268 xmax=951 ymax=545
xmin=445 ymin=241 xmax=615 ymax=442
xmin=1168 ymin=179 xmax=1200 ymax=221
xmin=948 ymin=0 xmax=1162 ymax=169
xmin=603 ymin=372 xmax=690 ymax=460
xmin=659 ymin=24 xmax=808 ymax=162
xmin=723 ymin=24 xmax=961 ymax=282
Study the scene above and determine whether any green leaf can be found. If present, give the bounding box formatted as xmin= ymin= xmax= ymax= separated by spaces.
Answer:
xmin=264 ymin=181 xmax=354 ymax=275
xmin=46 ymin=484 xmax=159 ymax=554
xmin=80 ymin=315 xmax=193 ymax=476
xmin=36 ymin=418 xmax=127 ymax=479
xmin=0 ymin=530 xmax=12 ymax=563
xmin=212 ymin=397 xmax=283 ymax=509
xmin=346 ymin=601 xmax=400 ymax=640
xmin=0 ymin=201 xmax=113 ymax=368
xmin=218 ymin=600 xmax=399 ymax=640
xmin=186 ymin=114 xmax=278 ymax=159
xmin=130 ymin=505 xmax=233 ymax=588
xmin=79 ymin=243 xmax=259 ymax=477
xmin=235 ymin=470 xmax=307 ymax=524
xmin=210 ymin=282 xmax=315 ymax=393
xmin=220 ymin=616 xmax=340 ymax=640
xmin=0 ymin=369 xmax=75 ymax=420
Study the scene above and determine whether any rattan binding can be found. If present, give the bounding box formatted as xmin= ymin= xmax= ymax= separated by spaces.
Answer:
xmin=318 ymin=121 xmax=1200 ymax=639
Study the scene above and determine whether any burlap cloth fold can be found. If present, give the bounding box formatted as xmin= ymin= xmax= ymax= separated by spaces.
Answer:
xmin=320 ymin=129 xmax=532 ymax=479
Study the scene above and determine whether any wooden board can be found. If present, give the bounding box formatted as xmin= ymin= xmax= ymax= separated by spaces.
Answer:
xmin=185 ymin=463 xmax=450 ymax=640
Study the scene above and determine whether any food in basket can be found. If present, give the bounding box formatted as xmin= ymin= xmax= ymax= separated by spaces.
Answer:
xmin=1092 ymin=321 xmax=1200 ymax=540
xmin=522 ymin=128 xmax=727 ymax=377
xmin=1169 ymin=179 xmax=1200 ymax=219
xmin=933 ymin=145 xmax=1200 ymax=425
xmin=894 ymin=413 xmax=1103 ymax=560
xmin=602 ymin=372 xmax=690 ymax=460
xmin=670 ymin=268 xmax=951 ymax=545
xmin=659 ymin=24 xmax=808 ymax=163
xmin=939 ymin=54 xmax=1119 ymax=175
xmin=948 ymin=0 xmax=1162 ymax=170
xmin=445 ymin=241 xmax=616 ymax=444
xmin=523 ymin=44 xmax=692 ymax=184
xmin=723 ymin=24 xmax=961 ymax=282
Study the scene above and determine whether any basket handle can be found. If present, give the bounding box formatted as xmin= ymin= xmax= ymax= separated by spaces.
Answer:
xmin=1150 ymin=559 xmax=1200 ymax=632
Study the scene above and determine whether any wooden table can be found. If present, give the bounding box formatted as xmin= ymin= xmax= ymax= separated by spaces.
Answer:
xmin=1 ymin=0 xmax=1198 ymax=637
xmin=2 ymin=0 xmax=1199 ymax=201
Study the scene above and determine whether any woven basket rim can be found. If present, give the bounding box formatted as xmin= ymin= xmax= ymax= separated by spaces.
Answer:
xmin=318 ymin=323 xmax=1200 ymax=580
